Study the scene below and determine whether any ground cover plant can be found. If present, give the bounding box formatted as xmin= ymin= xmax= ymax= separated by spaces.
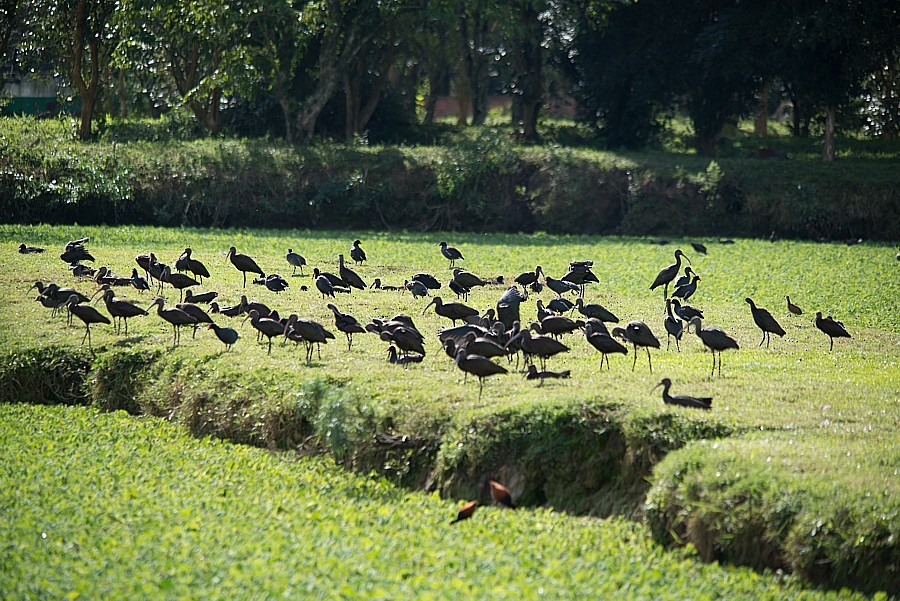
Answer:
xmin=0 ymin=403 xmax=881 ymax=600
xmin=0 ymin=224 xmax=898 ymax=594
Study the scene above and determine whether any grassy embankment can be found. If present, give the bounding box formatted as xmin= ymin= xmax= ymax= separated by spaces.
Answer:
xmin=0 ymin=224 xmax=898 ymax=593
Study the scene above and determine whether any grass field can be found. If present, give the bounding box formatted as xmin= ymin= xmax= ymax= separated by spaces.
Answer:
xmin=1 ymin=224 xmax=898 ymax=594
xmin=0 ymin=403 xmax=877 ymax=600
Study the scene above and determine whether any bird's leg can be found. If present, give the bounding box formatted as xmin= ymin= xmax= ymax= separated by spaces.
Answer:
xmin=675 ymin=337 xmax=681 ymax=352
xmin=710 ymin=350 xmax=715 ymax=377
xmin=666 ymin=335 xmax=671 ymax=351
xmin=717 ymin=352 xmax=722 ymax=377
xmin=346 ymin=333 xmax=352 ymax=351
xmin=81 ymin=325 xmax=90 ymax=346
xmin=631 ymin=346 xmax=638 ymax=371
xmin=759 ymin=331 xmax=765 ymax=347
xmin=829 ymin=336 xmax=834 ymax=352
xmin=647 ymin=348 xmax=653 ymax=373
xmin=267 ymin=338 xmax=272 ymax=355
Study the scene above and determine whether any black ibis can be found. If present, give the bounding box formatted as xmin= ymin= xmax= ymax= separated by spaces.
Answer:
xmin=545 ymin=275 xmax=580 ymax=297
xmin=243 ymin=309 xmax=284 ymax=354
xmin=449 ymin=279 xmax=470 ymax=301
xmin=664 ymin=298 xmax=684 ymax=351
xmin=285 ymin=315 xmax=335 ymax=361
xmin=515 ymin=266 xmax=543 ymax=293
xmin=184 ymin=289 xmax=218 ymax=304
xmin=505 ymin=328 xmax=569 ymax=371
xmin=130 ymin=268 xmax=150 ymax=294
xmin=314 ymin=267 xmax=348 ymax=289
xmin=671 ymin=298 xmax=704 ymax=322
xmin=547 ymin=297 xmax=575 ymax=314
xmin=253 ymin=274 xmax=289 ymax=293
xmin=537 ymin=315 xmax=582 ymax=338
xmin=210 ymin=301 xmax=243 ymax=317
xmin=379 ymin=327 xmax=426 ymax=359
xmin=316 ymin=273 xmax=336 ymax=299
xmin=439 ymin=241 xmax=464 ymax=268
xmin=19 ymin=243 xmax=45 ymax=254
xmin=688 ymin=317 xmax=739 ymax=377
xmin=452 ymin=268 xmax=487 ymax=289
xmin=327 ymin=303 xmax=366 ymax=350
xmin=161 ymin=265 xmax=199 ymax=302
xmin=690 ymin=242 xmax=707 ymax=255
xmin=653 ymin=378 xmax=712 ymax=410
xmin=650 ymin=249 xmax=690 ymax=299
xmin=461 ymin=332 xmax=508 ymax=359
xmin=30 ymin=281 xmax=89 ymax=305
xmin=815 ymin=312 xmax=851 ymax=351
xmin=286 ymin=248 xmax=307 ymax=276
xmin=338 ymin=254 xmax=366 ymax=290
xmin=536 ymin=299 xmax=552 ymax=321
xmin=497 ymin=287 xmax=525 ymax=330
xmin=584 ymin=321 xmax=627 ymax=370
xmin=66 ymin=295 xmax=110 ymax=348
xmin=561 ymin=261 xmax=599 ymax=296
xmin=489 ymin=480 xmax=516 ymax=509
xmin=454 ymin=347 xmax=507 ymax=397
xmin=785 ymin=295 xmax=803 ymax=315
xmin=525 ymin=364 xmax=571 ymax=385
xmin=674 ymin=267 xmax=695 ymax=289
xmin=237 ymin=295 xmax=270 ymax=317
xmin=99 ymin=288 xmax=148 ymax=335
xmin=672 ymin=274 xmax=700 ymax=301
xmin=423 ymin=296 xmax=479 ymax=325
xmin=745 ymin=297 xmax=785 ymax=348
xmin=176 ymin=247 xmax=210 ymax=283
xmin=208 ymin=322 xmax=239 ymax=350
xmin=227 ymin=246 xmax=264 ymax=287
xmin=450 ymin=500 xmax=478 ymax=524
xmin=70 ymin=264 xmax=97 ymax=279
xmin=94 ymin=266 xmax=131 ymax=287
xmin=404 ymin=279 xmax=429 ymax=299
xmin=350 ymin=240 xmax=367 ymax=265
xmin=175 ymin=302 xmax=213 ymax=337
xmin=411 ymin=273 xmax=441 ymax=290
xmin=60 ymin=245 xmax=94 ymax=264
xmin=387 ymin=345 xmax=423 ymax=365
xmin=575 ymin=297 xmax=618 ymax=323
xmin=149 ymin=297 xmax=197 ymax=346
xmin=370 ymin=278 xmax=401 ymax=291
xmin=612 ymin=321 xmax=660 ymax=372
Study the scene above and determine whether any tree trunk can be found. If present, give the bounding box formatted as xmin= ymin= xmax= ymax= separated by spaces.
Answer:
xmin=754 ymin=80 xmax=770 ymax=136
xmin=822 ymin=105 xmax=836 ymax=162
xmin=455 ymin=61 xmax=470 ymax=125
xmin=70 ymin=1 xmax=103 ymax=141
xmin=510 ymin=1 xmax=543 ymax=142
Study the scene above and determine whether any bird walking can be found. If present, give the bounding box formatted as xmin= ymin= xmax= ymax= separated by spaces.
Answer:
xmin=815 ymin=312 xmax=851 ymax=351
xmin=785 ymin=295 xmax=803 ymax=316
xmin=338 ymin=254 xmax=366 ymax=290
xmin=439 ymin=241 xmax=464 ymax=268
xmin=286 ymin=248 xmax=307 ymax=276
xmin=688 ymin=317 xmax=739 ymax=377
xmin=327 ymin=303 xmax=366 ymax=350
xmin=149 ymin=297 xmax=197 ymax=347
xmin=584 ymin=320 xmax=627 ymax=370
xmin=746 ymin=298 xmax=785 ymax=348
xmin=227 ymin=246 xmax=265 ymax=287
xmin=454 ymin=347 xmax=508 ymax=398
xmin=653 ymin=378 xmax=712 ymax=410
xmin=650 ymin=249 xmax=690 ymax=300
xmin=612 ymin=321 xmax=660 ymax=372
xmin=489 ymin=480 xmax=516 ymax=509
xmin=664 ymin=298 xmax=684 ymax=351
xmin=515 ymin=265 xmax=543 ymax=293
xmin=423 ymin=296 xmax=479 ymax=325
xmin=208 ymin=322 xmax=239 ymax=350
xmin=66 ymin=295 xmax=110 ymax=348
xmin=450 ymin=500 xmax=478 ymax=524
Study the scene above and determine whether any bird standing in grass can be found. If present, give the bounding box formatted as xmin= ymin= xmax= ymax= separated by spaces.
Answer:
xmin=227 ymin=246 xmax=264 ymax=287
xmin=815 ymin=312 xmax=851 ymax=351
xmin=746 ymin=297 xmax=785 ymax=348
xmin=612 ymin=321 xmax=660 ymax=373
xmin=439 ymin=241 xmax=464 ymax=268
xmin=208 ymin=322 xmax=239 ymax=350
xmin=286 ymin=248 xmax=306 ymax=276
xmin=66 ymin=295 xmax=110 ymax=348
xmin=785 ymin=295 xmax=803 ymax=316
xmin=650 ymin=249 xmax=690 ymax=300
xmin=688 ymin=317 xmax=739 ymax=377
xmin=350 ymin=240 xmax=367 ymax=266
xmin=450 ymin=500 xmax=478 ymax=524
xmin=489 ymin=480 xmax=516 ymax=509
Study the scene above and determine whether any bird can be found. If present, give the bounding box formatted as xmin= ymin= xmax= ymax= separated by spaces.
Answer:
xmin=745 ymin=298 xmax=785 ymax=348
xmin=148 ymin=297 xmax=197 ymax=346
xmin=653 ymin=378 xmax=712 ymax=410
xmin=672 ymin=274 xmax=700 ymax=301
xmin=671 ymin=298 xmax=703 ymax=322
xmin=184 ymin=289 xmax=218 ymax=304
xmin=690 ymin=242 xmax=707 ymax=255
xmin=673 ymin=267 xmax=695 ymax=289
xmin=285 ymin=315 xmax=335 ymax=362
xmin=175 ymin=247 xmax=210 ymax=283
xmin=454 ymin=347 xmax=507 ymax=397
xmin=327 ymin=303 xmax=366 ymax=350
xmin=253 ymin=274 xmax=289 ymax=293
xmin=286 ymin=248 xmax=307 ymax=276
xmin=404 ymin=279 xmax=429 ymax=299
xmin=227 ymin=246 xmax=264 ymax=287
xmin=515 ymin=266 xmax=543 ymax=293
xmin=411 ymin=273 xmax=442 ymax=290
xmin=60 ymin=245 xmax=94 ymax=264
xmin=30 ymin=281 xmax=89 ymax=305
xmin=785 ymin=295 xmax=803 ymax=316
xmin=452 ymin=268 xmax=487 ymax=289
xmin=815 ymin=312 xmax=851 ymax=351
xmin=561 ymin=261 xmax=599 ymax=296
xmin=612 ymin=321 xmax=660 ymax=372
xmin=525 ymin=364 xmax=571 ymax=385
xmin=315 ymin=273 xmax=336 ymax=299
xmin=338 ymin=254 xmax=366 ymax=290
xmin=575 ymin=297 xmax=618 ymax=323
xmin=350 ymin=240 xmax=367 ymax=265
xmin=423 ymin=296 xmax=479 ymax=325
xmin=488 ymin=480 xmax=516 ymax=509
xmin=450 ymin=500 xmax=478 ymax=524
xmin=18 ymin=243 xmax=45 ymax=254
xmin=243 ymin=309 xmax=284 ymax=354
xmin=448 ymin=279 xmax=471 ymax=301
xmin=545 ymin=275 xmax=580 ymax=297
xmin=370 ymin=278 xmax=401 ymax=291
xmin=160 ymin=265 xmax=199 ymax=302
xmin=547 ymin=297 xmax=575 ymax=314
xmin=175 ymin=302 xmax=213 ymax=337
xmin=387 ymin=345 xmax=423 ymax=365
xmin=584 ymin=321 xmax=627 ymax=370
xmin=66 ymin=295 xmax=110 ymax=348
xmin=130 ymin=268 xmax=150 ymax=294
xmin=505 ymin=328 xmax=569 ymax=371
xmin=688 ymin=317 xmax=739 ymax=377
xmin=439 ymin=241 xmax=464 ymax=268
xmin=650 ymin=249 xmax=690 ymax=299
xmin=98 ymin=288 xmax=148 ymax=335
xmin=536 ymin=315 xmax=582 ymax=338
xmin=379 ymin=327 xmax=426 ymax=359
xmin=664 ymin=298 xmax=684 ymax=351
xmin=460 ymin=332 xmax=508 ymax=360
xmin=208 ymin=322 xmax=239 ymax=350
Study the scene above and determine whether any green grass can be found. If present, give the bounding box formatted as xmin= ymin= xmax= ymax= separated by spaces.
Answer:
xmin=1 ymin=224 xmax=898 ymax=593
xmin=0 ymin=403 xmax=875 ymax=600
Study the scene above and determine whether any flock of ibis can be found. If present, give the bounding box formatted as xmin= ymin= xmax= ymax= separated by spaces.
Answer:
xmin=22 ymin=236 xmax=856 ymax=407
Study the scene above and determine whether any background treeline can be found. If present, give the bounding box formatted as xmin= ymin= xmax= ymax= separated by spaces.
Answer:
xmin=1 ymin=0 xmax=900 ymax=160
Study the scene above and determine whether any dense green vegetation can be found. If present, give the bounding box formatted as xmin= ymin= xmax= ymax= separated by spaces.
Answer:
xmin=2 ymin=118 xmax=899 ymax=240
xmin=1 ymin=224 xmax=897 ymax=594
xmin=0 ymin=403 xmax=881 ymax=599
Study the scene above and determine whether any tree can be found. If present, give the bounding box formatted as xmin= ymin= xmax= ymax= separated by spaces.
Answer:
xmin=1 ymin=1 xmax=17 ymax=87
xmin=507 ymin=0 xmax=544 ymax=141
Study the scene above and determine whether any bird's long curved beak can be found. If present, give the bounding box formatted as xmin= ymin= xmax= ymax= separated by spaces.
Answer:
xmin=421 ymin=298 xmax=436 ymax=315
xmin=504 ymin=332 xmax=521 ymax=349
xmin=651 ymin=382 xmax=663 ymax=394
